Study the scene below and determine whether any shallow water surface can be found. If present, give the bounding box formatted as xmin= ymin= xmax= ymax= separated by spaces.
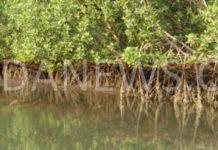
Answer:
xmin=0 ymin=90 xmax=217 ymax=150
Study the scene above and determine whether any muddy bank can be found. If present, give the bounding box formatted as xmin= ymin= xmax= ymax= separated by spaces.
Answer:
xmin=0 ymin=60 xmax=218 ymax=106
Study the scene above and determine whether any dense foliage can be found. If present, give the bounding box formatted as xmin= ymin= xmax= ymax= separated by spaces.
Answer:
xmin=0 ymin=0 xmax=217 ymax=67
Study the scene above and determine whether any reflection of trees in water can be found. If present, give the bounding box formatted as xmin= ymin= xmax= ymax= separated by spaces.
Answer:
xmin=172 ymin=101 xmax=218 ymax=150
xmin=205 ymin=106 xmax=218 ymax=149
xmin=1 ymin=87 xmax=218 ymax=149
xmin=192 ymin=106 xmax=203 ymax=143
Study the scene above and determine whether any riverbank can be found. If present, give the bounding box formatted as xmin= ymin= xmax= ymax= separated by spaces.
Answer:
xmin=0 ymin=60 xmax=218 ymax=107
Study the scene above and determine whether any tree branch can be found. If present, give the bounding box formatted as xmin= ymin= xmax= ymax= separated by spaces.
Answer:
xmin=105 ymin=22 xmax=120 ymax=44
xmin=163 ymin=31 xmax=194 ymax=55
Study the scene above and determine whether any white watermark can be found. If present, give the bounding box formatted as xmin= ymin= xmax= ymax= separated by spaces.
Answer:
xmin=2 ymin=59 xmax=218 ymax=93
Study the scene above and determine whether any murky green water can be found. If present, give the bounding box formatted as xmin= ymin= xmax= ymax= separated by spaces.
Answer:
xmin=0 ymin=90 xmax=217 ymax=150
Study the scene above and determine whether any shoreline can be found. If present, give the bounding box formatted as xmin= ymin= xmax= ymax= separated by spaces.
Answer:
xmin=0 ymin=60 xmax=218 ymax=107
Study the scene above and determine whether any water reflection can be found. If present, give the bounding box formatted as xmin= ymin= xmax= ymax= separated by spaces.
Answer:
xmin=0 ymin=88 xmax=217 ymax=150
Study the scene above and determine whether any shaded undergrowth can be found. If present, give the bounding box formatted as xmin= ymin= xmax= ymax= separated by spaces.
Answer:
xmin=1 ymin=61 xmax=218 ymax=107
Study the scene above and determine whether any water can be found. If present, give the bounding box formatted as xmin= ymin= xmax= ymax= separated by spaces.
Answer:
xmin=0 ymin=89 xmax=217 ymax=150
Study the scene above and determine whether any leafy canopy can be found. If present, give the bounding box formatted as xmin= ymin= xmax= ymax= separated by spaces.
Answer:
xmin=0 ymin=0 xmax=217 ymax=67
